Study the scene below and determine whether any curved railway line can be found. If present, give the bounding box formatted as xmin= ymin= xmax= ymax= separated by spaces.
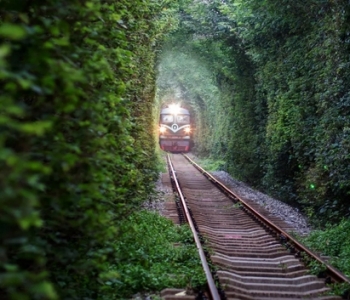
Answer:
xmin=163 ymin=153 xmax=350 ymax=300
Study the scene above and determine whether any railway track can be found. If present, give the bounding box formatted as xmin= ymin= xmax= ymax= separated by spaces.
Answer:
xmin=164 ymin=153 xmax=349 ymax=300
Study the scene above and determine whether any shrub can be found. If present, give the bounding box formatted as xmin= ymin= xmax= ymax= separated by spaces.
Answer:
xmin=0 ymin=0 xmax=170 ymax=298
xmin=106 ymin=211 xmax=206 ymax=299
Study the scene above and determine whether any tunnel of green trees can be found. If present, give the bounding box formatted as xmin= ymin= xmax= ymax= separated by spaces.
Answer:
xmin=1 ymin=0 xmax=350 ymax=298
xmin=157 ymin=0 xmax=350 ymax=220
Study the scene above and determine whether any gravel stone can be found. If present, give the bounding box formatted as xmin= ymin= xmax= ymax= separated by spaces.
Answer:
xmin=142 ymin=173 xmax=169 ymax=214
xmin=211 ymin=170 xmax=311 ymax=236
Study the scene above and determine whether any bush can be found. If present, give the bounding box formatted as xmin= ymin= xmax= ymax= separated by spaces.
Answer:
xmin=106 ymin=211 xmax=206 ymax=299
xmin=302 ymin=219 xmax=350 ymax=278
xmin=0 ymin=0 xmax=170 ymax=298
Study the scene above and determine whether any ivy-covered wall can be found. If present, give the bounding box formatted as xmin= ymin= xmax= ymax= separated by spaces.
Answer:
xmin=0 ymin=0 xmax=175 ymax=298
xmin=157 ymin=0 xmax=350 ymax=221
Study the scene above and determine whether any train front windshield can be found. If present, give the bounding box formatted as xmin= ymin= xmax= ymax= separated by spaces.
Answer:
xmin=161 ymin=115 xmax=174 ymax=123
xmin=161 ymin=114 xmax=189 ymax=124
xmin=176 ymin=115 xmax=190 ymax=123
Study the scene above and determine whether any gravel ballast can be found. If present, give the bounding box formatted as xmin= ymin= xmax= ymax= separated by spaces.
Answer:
xmin=211 ymin=170 xmax=311 ymax=235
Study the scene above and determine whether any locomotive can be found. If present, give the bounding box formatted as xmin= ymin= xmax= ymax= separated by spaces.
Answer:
xmin=159 ymin=104 xmax=192 ymax=152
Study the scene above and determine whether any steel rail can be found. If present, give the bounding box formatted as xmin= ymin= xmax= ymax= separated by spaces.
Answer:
xmin=167 ymin=154 xmax=221 ymax=300
xmin=183 ymin=154 xmax=350 ymax=285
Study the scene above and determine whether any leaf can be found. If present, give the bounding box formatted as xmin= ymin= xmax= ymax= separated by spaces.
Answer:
xmin=0 ymin=44 xmax=11 ymax=58
xmin=19 ymin=121 xmax=52 ymax=136
xmin=0 ymin=23 xmax=27 ymax=40
xmin=31 ymin=282 xmax=57 ymax=299
xmin=4 ymin=264 xmax=18 ymax=272
xmin=18 ymin=213 xmax=43 ymax=230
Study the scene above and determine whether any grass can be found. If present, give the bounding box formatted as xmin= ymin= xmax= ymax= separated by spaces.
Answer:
xmin=193 ymin=156 xmax=226 ymax=172
xmin=300 ymin=219 xmax=350 ymax=296
xmin=105 ymin=210 xmax=206 ymax=299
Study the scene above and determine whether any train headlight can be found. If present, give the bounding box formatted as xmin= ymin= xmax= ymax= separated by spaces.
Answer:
xmin=159 ymin=126 xmax=166 ymax=133
xmin=168 ymin=104 xmax=180 ymax=114
xmin=184 ymin=127 xmax=191 ymax=133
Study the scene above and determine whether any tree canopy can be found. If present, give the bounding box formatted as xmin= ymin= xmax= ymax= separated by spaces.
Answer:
xmin=157 ymin=0 xmax=350 ymax=222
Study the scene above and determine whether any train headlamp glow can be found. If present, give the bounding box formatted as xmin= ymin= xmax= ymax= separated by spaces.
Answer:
xmin=159 ymin=126 xmax=166 ymax=133
xmin=168 ymin=104 xmax=180 ymax=114
xmin=184 ymin=127 xmax=191 ymax=133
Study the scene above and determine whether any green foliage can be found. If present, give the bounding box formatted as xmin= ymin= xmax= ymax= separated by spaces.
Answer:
xmin=225 ymin=0 xmax=350 ymax=213
xmin=301 ymin=219 xmax=350 ymax=278
xmin=195 ymin=157 xmax=226 ymax=172
xmin=157 ymin=0 xmax=350 ymax=220
xmin=326 ymin=282 xmax=350 ymax=298
xmin=105 ymin=211 xmax=206 ymax=299
xmin=156 ymin=0 xmax=263 ymax=184
xmin=0 ymin=0 xmax=174 ymax=299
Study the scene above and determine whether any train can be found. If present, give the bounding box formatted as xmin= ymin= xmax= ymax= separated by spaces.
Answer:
xmin=159 ymin=104 xmax=192 ymax=152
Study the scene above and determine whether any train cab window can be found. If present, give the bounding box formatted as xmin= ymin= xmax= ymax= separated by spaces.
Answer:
xmin=162 ymin=115 xmax=174 ymax=123
xmin=177 ymin=115 xmax=190 ymax=123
